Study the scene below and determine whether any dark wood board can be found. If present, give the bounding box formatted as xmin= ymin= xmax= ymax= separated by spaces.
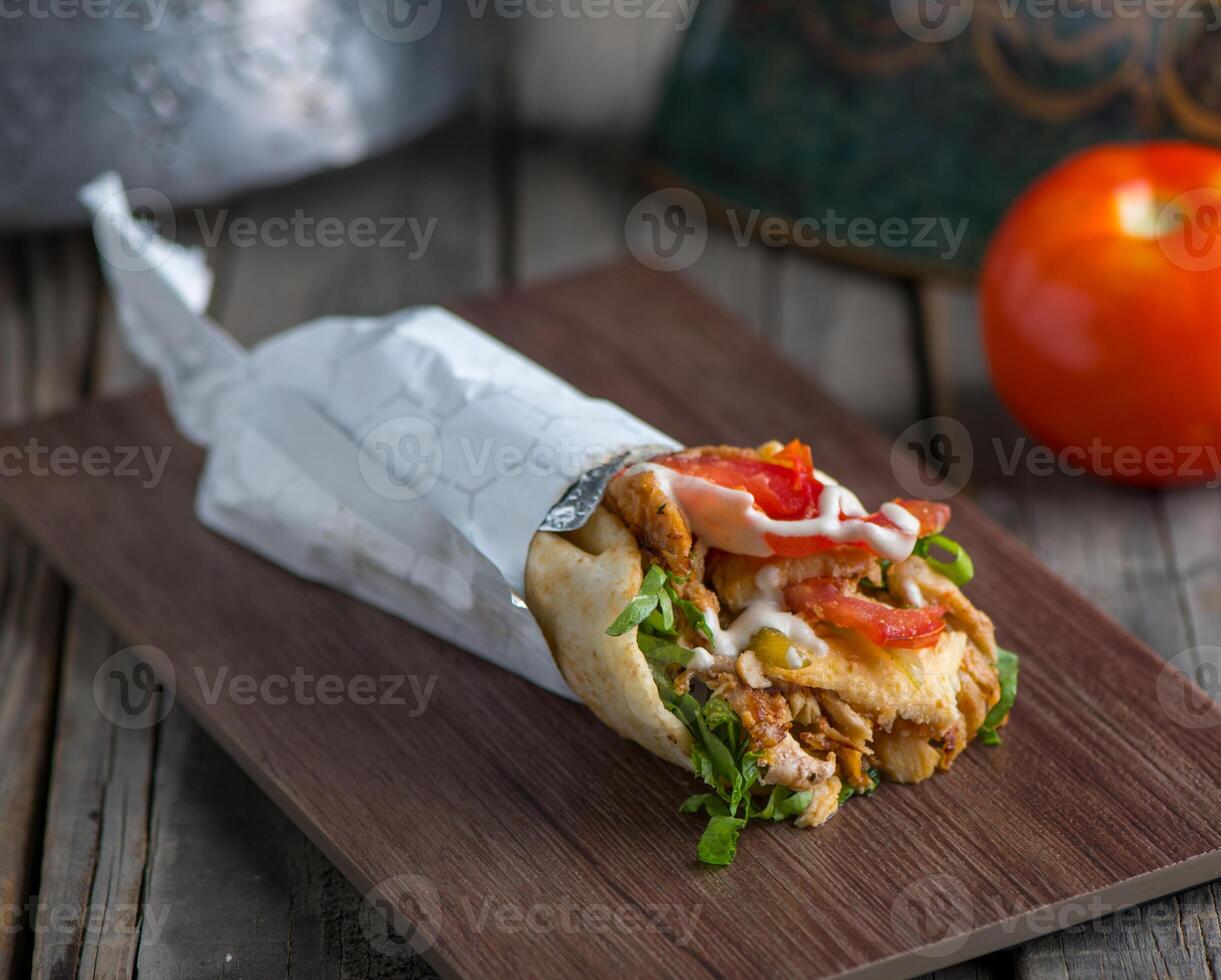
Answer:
xmin=1 ymin=262 xmax=1218 ymax=980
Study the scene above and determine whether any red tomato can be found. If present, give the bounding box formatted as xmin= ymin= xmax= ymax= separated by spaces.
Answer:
xmin=981 ymin=143 xmax=1221 ymax=486
xmin=784 ymin=578 xmax=947 ymax=650
xmin=653 ymin=449 xmax=820 ymax=520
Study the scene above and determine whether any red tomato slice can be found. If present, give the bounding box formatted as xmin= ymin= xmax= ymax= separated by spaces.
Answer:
xmin=893 ymin=499 xmax=951 ymax=537
xmin=652 ymin=450 xmax=820 ymax=520
xmin=784 ymin=578 xmax=947 ymax=650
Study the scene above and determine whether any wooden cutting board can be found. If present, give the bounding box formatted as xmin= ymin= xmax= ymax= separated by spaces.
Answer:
xmin=1 ymin=262 xmax=1218 ymax=979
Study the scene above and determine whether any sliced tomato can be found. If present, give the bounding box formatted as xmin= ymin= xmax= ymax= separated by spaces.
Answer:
xmin=784 ymin=578 xmax=947 ymax=650
xmin=653 ymin=449 xmax=820 ymax=520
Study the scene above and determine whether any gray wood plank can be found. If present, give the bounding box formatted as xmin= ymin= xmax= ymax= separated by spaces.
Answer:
xmin=30 ymin=601 xmax=154 ymax=980
xmin=134 ymin=710 xmax=429 ymax=980
xmin=515 ymin=142 xmax=630 ymax=283
xmin=517 ymin=148 xmax=782 ymax=336
xmin=26 ymin=237 xmax=99 ymax=416
xmin=917 ymin=280 xmax=1221 ymax=980
xmin=774 ymin=254 xmax=919 ymax=436
xmin=0 ymin=540 xmax=63 ymax=980
xmin=0 ymin=248 xmax=33 ymax=424
xmin=0 ymin=235 xmax=95 ymax=979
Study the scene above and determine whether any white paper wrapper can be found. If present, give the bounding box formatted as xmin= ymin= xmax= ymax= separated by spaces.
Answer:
xmin=80 ymin=173 xmax=679 ymax=700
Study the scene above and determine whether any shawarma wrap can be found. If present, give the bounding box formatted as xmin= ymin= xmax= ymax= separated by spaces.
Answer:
xmin=526 ymin=440 xmax=1018 ymax=865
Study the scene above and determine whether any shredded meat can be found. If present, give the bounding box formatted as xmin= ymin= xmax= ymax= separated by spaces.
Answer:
xmin=712 ymin=675 xmax=792 ymax=750
xmin=735 ymin=650 xmax=772 ymax=690
xmin=759 ymin=736 xmax=836 ymax=792
xmin=711 ymin=675 xmax=834 ymax=793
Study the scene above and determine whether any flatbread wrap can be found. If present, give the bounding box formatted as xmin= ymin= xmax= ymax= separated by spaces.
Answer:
xmin=527 ymin=440 xmax=1018 ymax=865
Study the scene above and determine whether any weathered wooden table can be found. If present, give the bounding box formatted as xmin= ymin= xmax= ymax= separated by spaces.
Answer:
xmin=1 ymin=112 xmax=1217 ymax=979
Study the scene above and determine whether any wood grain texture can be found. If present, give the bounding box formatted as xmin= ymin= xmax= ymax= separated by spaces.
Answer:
xmin=917 ymin=280 xmax=1221 ymax=980
xmin=0 ymin=540 xmax=62 ymax=979
xmin=0 ymin=234 xmax=96 ymax=978
xmin=1 ymin=263 xmax=1218 ymax=980
xmin=31 ymin=601 xmax=153 ymax=980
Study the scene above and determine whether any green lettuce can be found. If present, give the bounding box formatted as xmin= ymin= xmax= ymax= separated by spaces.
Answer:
xmin=608 ymin=564 xmax=810 ymax=865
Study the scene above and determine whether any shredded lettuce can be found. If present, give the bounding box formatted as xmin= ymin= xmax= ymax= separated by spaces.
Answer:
xmin=914 ymin=533 xmax=975 ymax=587
xmin=606 ymin=564 xmax=713 ymax=642
xmin=978 ymin=648 xmax=1019 ymax=746
xmin=607 ymin=564 xmax=810 ymax=865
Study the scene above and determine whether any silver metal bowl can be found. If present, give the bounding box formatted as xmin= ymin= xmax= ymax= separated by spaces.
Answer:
xmin=0 ymin=0 xmax=504 ymax=228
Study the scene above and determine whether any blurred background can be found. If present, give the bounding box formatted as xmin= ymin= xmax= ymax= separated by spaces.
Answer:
xmin=2 ymin=2 xmax=1220 ymax=978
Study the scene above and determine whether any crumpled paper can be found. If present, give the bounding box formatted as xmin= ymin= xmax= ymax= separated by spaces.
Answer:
xmin=80 ymin=173 xmax=679 ymax=700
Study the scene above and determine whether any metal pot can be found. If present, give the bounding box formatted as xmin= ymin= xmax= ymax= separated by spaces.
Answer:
xmin=0 ymin=0 xmax=504 ymax=228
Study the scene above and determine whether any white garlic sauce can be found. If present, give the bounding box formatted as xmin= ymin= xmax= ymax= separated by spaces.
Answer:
xmin=630 ymin=462 xmax=920 ymax=563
